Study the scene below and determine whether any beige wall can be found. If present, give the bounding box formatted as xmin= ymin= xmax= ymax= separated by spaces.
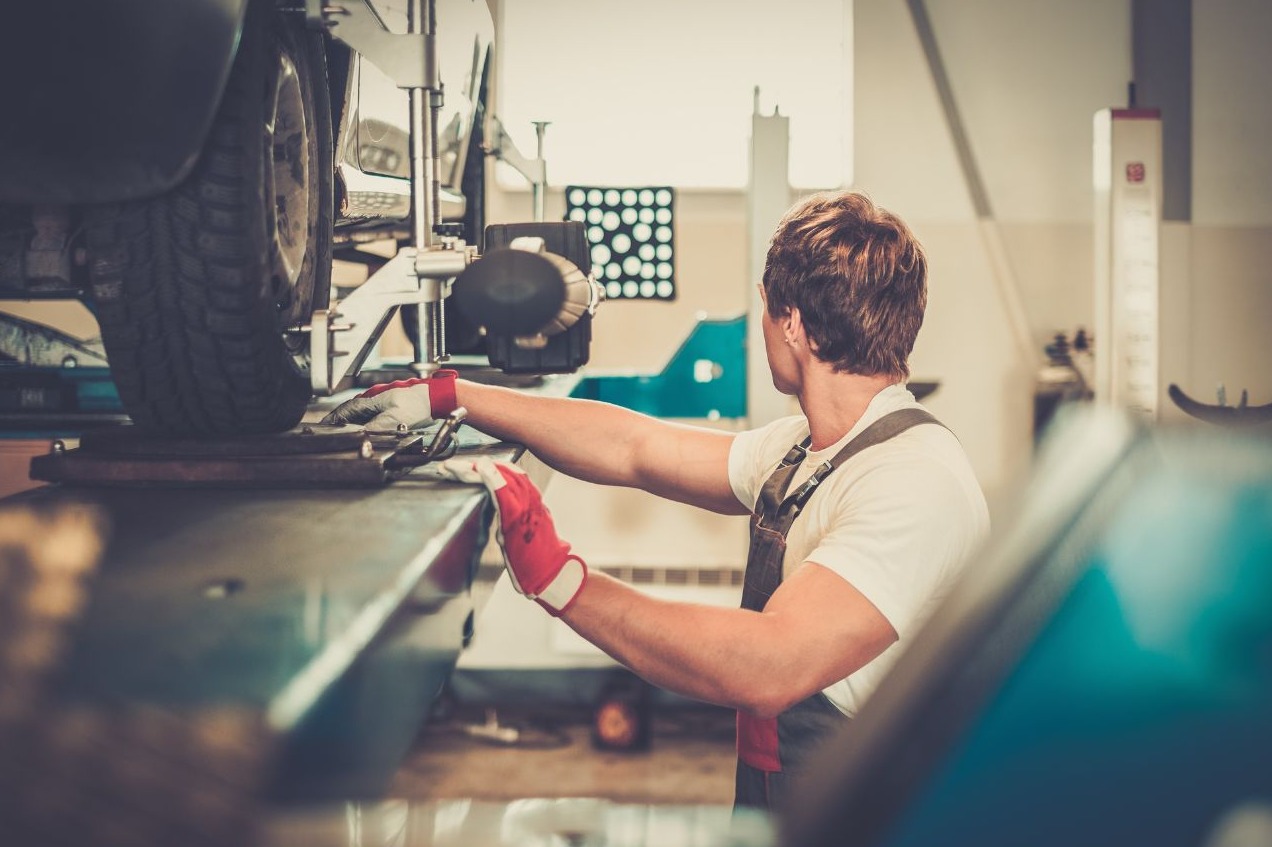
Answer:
xmin=1193 ymin=0 xmax=1272 ymax=229
xmin=1182 ymin=226 xmax=1272 ymax=405
xmin=1179 ymin=0 xmax=1272 ymax=411
xmin=855 ymin=0 xmax=1133 ymax=510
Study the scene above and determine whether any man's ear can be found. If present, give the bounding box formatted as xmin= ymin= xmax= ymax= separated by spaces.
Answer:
xmin=786 ymin=307 xmax=805 ymax=344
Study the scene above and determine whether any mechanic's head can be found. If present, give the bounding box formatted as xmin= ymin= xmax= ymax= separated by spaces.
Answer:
xmin=762 ymin=190 xmax=927 ymax=381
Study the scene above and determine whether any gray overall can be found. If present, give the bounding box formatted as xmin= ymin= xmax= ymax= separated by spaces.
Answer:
xmin=734 ymin=408 xmax=943 ymax=812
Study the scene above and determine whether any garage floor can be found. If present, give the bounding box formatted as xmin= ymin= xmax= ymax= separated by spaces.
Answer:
xmin=389 ymin=703 xmax=738 ymax=806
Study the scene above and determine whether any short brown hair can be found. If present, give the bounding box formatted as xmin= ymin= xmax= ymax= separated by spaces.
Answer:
xmin=762 ymin=191 xmax=927 ymax=380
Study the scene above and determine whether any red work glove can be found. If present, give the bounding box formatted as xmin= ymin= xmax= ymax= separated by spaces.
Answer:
xmin=439 ymin=458 xmax=587 ymax=616
xmin=320 ymin=369 xmax=459 ymax=432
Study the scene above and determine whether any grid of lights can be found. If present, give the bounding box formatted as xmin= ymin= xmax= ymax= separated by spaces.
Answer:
xmin=565 ymin=186 xmax=676 ymax=301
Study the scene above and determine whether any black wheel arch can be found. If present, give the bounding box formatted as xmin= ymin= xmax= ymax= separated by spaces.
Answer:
xmin=0 ymin=0 xmax=252 ymax=205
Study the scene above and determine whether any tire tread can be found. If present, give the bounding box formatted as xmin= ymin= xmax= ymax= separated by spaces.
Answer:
xmin=86 ymin=8 xmax=330 ymax=435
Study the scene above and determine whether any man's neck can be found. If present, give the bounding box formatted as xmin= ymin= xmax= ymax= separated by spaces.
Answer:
xmin=796 ymin=369 xmax=898 ymax=451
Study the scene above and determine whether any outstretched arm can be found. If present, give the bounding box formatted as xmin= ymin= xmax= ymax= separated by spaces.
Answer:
xmin=457 ymin=378 xmax=742 ymax=511
xmin=323 ymin=371 xmax=747 ymax=514
xmin=456 ymin=380 xmax=745 ymax=515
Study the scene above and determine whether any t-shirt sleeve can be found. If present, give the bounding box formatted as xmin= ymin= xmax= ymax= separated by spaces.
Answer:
xmin=804 ymin=456 xmax=981 ymax=639
xmin=727 ymin=417 xmax=805 ymax=513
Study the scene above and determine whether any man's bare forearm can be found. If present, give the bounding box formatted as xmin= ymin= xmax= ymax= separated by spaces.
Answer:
xmin=455 ymin=380 xmax=654 ymax=488
xmin=559 ymin=565 xmax=898 ymax=717
xmin=455 ymin=380 xmax=746 ymax=513
xmin=561 ymin=571 xmax=795 ymax=715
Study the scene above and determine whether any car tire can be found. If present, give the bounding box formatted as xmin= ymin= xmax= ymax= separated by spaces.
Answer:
xmin=86 ymin=4 xmax=332 ymax=435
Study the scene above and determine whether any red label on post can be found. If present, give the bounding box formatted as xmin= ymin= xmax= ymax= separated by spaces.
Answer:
xmin=1126 ymin=162 xmax=1146 ymax=184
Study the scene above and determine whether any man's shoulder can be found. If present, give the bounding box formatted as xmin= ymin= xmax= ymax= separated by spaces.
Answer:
xmin=749 ymin=413 xmax=808 ymax=436
xmin=862 ymin=391 xmax=966 ymax=457
xmin=735 ymin=414 xmax=809 ymax=461
xmin=855 ymin=419 xmax=977 ymax=484
xmin=835 ymin=420 xmax=988 ymax=528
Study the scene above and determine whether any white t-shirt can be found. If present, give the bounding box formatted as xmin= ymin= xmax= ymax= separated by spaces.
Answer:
xmin=727 ymin=383 xmax=989 ymax=716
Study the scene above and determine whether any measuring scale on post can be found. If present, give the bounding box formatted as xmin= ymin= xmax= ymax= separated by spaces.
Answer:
xmin=1093 ymin=107 xmax=1163 ymax=420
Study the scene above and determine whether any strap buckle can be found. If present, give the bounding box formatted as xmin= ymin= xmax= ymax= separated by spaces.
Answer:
xmin=787 ymin=460 xmax=835 ymax=512
xmin=780 ymin=441 xmax=809 ymax=466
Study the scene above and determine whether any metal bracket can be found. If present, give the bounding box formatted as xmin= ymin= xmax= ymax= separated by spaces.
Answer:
xmin=1168 ymin=384 xmax=1272 ymax=428
xmin=307 ymin=244 xmax=472 ymax=395
xmin=486 ymin=117 xmax=549 ymax=222
xmin=321 ymin=0 xmax=437 ymax=90
xmin=384 ymin=406 xmax=468 ymax=469
xmin=315 ymin=0 xmax=454 ymax=382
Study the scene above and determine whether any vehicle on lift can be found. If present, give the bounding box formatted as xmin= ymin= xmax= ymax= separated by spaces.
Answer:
xmin=0 ymin=0 xmax=588 ymax=437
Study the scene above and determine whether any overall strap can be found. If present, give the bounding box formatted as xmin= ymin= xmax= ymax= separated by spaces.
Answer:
xmin=754 ymin=437 xmax=812 ymax=520
xmin=759 ymin=408 xmax=945 ymax=533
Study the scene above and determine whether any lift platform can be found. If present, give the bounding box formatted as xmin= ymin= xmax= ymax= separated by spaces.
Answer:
xmin=2 ymin=375 xmax=574 ymax=805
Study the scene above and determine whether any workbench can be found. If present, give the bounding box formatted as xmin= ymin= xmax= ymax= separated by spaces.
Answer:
xmin=3 ymin=373 xmax=574 ymax=804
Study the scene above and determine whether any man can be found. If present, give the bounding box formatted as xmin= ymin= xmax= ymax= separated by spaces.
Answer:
xmin=325 ymin=190 xmax=990 ymax=811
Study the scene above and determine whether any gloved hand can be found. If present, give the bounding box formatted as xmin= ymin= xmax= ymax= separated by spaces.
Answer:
xmin=320 ymin=369 xmax=459 ymax=432
xmin=439 ymin=458 xmax=587 ymax=616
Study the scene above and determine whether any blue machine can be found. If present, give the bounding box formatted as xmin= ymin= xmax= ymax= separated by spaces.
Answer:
xmin=570 ymin=315 xmax=748 ymax=420
xmin=786 ymin=407 xmax=1272 ymax=847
